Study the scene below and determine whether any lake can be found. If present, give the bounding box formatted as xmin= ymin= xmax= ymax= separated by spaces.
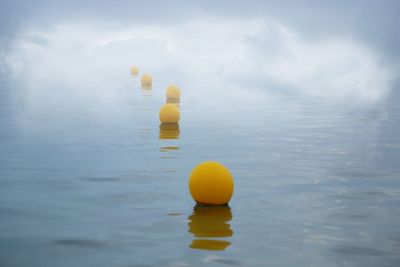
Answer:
xmin=1 ymin=70 xmax=399 ymax=266
xmin=1 ymin=3 xmax=400 ymax=265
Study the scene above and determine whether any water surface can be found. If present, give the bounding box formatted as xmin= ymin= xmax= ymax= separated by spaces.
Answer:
xmin=1 ymin=74 xmax=400 ymax=266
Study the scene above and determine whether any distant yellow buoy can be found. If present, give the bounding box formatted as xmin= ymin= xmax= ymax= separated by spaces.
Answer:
xmin=159 ymin=104 xmax=180 ymax=124
xmin=141 ymin=74 xmax=152 ymax=87
xmin=166 ymin=85 xmax=180 ymax=99
xmin=130 ymin=66 xmax=139 ymax=75
xmin=189 ymin=162 xmax=234 ymax=205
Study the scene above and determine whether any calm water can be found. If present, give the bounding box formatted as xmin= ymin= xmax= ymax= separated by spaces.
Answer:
xmin=1 ymin=67 xmax=400 ymax=267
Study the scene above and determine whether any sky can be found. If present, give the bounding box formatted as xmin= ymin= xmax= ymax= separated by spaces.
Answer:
xmin=1 ymin=0 xmax=399 ymax=56
xmin=1 ymin=0 xmax=400 ymax=119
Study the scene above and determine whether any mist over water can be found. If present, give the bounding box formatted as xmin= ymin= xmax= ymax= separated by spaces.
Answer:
xmin=1 ymin=1 xmax=400 ymax=266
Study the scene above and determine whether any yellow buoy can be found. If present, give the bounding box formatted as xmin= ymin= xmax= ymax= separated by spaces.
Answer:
xmin=159 ymin=104 xmax=180 ymax=124
xmin=189 ymin=161 xmax=234 ymax=205
xmin=141 ymin=74 xmax=152 ymax=87
xmin=130 ymin=66 xmax=139 ymax=75
xmin=166 ymin=85 xmax=180 ymax=99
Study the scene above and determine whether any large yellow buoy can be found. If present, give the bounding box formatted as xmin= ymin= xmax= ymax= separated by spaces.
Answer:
xmin=159 ymin=104 xmax=180 ymax=124
xmin=189 ymin=161 xmax=234 ymax=205
xmin=130 ymin=66 xmax=139 ymax=75
xmin=141 ymin=74 xmax=152 ymax=87
xmin=166 ymin=85 xmax=180 ymax=99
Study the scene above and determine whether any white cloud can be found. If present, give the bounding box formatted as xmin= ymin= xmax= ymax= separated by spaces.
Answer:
xmin=4 ymin=17 xmax=396 ymax=118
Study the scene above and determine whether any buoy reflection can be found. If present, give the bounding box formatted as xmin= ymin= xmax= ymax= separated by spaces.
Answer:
xmin=141 ymin=86 xmax=152 ymax=97
xmin=188 ymin=204 xmax=233 ymax=251
xmin=160 ymin=146 xmax=179 ymax=152
xmin=159 ymin=123 xmax=180 ymax=139
xmin=166 ymin=98 xmax=180 ymax=108
xmin=141 ymin=85 xmax=152 ymax=94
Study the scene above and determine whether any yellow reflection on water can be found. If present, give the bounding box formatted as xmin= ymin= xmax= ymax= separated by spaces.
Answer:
xmin=159 ymin=123 xmax=180 ymax=140
xmin=160 ymin=146 xmax=179 ymax=152
xmin=141 ymin=86 xmax=152 ymax=95
xmin=166 ymin=98 xmax=180 ymax=108
xmin=188 ymin=204 xmax=234 ymax=251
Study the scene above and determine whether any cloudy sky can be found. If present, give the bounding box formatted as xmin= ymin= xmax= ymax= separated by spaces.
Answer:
xmin=1 ymin=0 xmax=399 ymax=118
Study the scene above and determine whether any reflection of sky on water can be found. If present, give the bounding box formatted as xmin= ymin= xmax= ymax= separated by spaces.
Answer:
xmin=1 ymin=1 xmax=400 ymax=267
